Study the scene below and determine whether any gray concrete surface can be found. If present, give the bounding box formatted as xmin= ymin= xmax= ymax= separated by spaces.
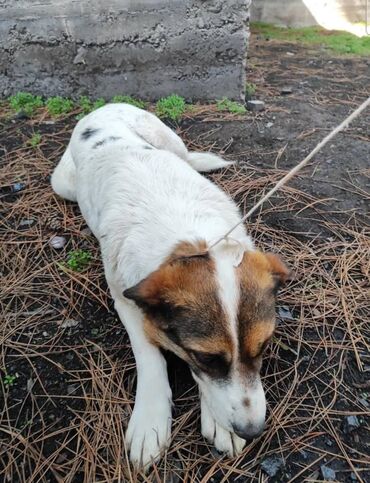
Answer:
xmin=0 ymin=0 xmax=251 ymax=101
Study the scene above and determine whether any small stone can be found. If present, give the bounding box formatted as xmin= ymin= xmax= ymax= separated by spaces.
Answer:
xmin=49 ymin=235 xmax=67 ymax=249
xmin=326 ymin=439 xmax=333 ymax=447
xmin=42 ymin=331 xmax=48 ymax=337
xmin=261 ymin=456 xmax=284 ymax=477
xmin=320 ymin=465 xmax=336 ymax=481
xmin=343 ymin=415 xmax=360 ymax=433
xmin=67 ymin=383 xmax=80 ymax=395
xmin=278 ymin=306 xmax=295 ymax=320
xmin=266 ymin=121 xmax=274 ymax=128
xmin=11 ymin=182 xmax=26 ymax=193
xmin=57 ymin=318 xmax=79 ymax=329
xmin=281 ymin=87 xmax=293 ymax=95
xmin=73 ymin=46 xmax=87 ymax=65
xmin=286 ymin=52 xmax=295 ymax=56
xmin=247 ymin=100 xmax=265 ymax=112
xmin=19 ymin=219 xmax=35 ymax=228
xmin=27 ymin=378 xmax=34 ymax=392
xmin=12 ymin=110 xmax=29 ymax=120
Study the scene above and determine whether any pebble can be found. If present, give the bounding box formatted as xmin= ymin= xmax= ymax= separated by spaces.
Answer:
xmin=19 ymin=219 xmax=35 ymax=228
xmin=278 ymin=306 xmax=295 ymax=320
xmin=49 ymin=235 xmax=67 ymax=249
xmin=343 ymin=415 xmax=360 ymax=433
xmin=266 ymin=121 xmax=274 ymax=128
xmin=57 ymin=318 xmax=79 ymax=329
xmin=281 ymin=87 xmax=293 ymax=95
xmin=247 ymin=100 xmax=265 ymax=112
xmin=11 ymin=182 xmax=26 ymax=193
xmin=260 ymin=456 xmax=284 ymax=477
xmin=12 ymin=111 xmax=29 ymax=120
xmin=320 ymin=465 xmax=336 ymax=481
xmin=42 ymin=331 xmax=49 ymax=337
xmin=286 ymin=52 xmax=295 ymax=56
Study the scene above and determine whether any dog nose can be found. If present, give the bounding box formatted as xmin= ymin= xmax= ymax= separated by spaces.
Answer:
xmin=232 ymin=422 xmax=265 ymax=440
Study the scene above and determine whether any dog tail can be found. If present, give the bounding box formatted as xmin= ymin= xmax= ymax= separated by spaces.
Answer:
xmin=51 ymin=145 xmax=77 ymax=202
xmin=186 ymin=152 xmax=234 ymax=172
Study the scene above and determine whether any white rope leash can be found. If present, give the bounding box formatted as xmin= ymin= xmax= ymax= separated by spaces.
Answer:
xmin=210 ymin=96 xmax=370 ymax=249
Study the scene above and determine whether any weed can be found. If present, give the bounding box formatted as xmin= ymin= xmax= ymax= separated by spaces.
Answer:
xmin=252 ymin=22 xmax=370 ymax=56
xmin=66 ymin=249 xmax=92 ymax=272
xmin=245 ymin=82 xmax=257 ymax=98
xmin=28 ymin=132 xmax=42 ymax=147
xmin=76 ymin=97 xmax=106 ymax=120
xmin=4 ymin=373 xmax=18 ymax=387
xmin=9 ymin=92 xmax=43 ymax=115
xmin=216 ymin=98 xmax=246 ymax=114
xmin=155 ymin=94 xmax=186 ymax=121
xmin=111 ymin=95 xmax=146 ymax=109
xmin=46 ymin=97 xmax=74 ymax=116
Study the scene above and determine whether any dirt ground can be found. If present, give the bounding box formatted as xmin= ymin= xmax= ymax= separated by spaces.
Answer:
xmin=1 ymin=35 xmax=369 ymax=482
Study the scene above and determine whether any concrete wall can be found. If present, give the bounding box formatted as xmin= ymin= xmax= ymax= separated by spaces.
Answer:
xmin=0 ymin=0 xmax=251 ymax=101
xmin=251 ymin=0 xmax=366 ymax=32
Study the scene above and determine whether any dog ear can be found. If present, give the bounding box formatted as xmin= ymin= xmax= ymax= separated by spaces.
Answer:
xmin=265 ymin=253 xmax=291 ymax=288
xmin=123 ymin=269 xmax=168 ymax=308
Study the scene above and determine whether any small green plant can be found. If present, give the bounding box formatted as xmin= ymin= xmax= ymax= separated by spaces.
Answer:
xmin=4 ymin=373 xmax=18 ymax=387
xmin=245 ymin=82 xmax=257 ymax=98
xmin=46 ymin=96 xmax=74 ymax=116
xmin=216 ymin=98 xmax=246 ymax=115
xmin=66 ymin=249 xmax=92 ymax=271
xmin=76 ymin=97 xmax=106 ymax=120
xmin=9 ymin=92 xmax=44 ymax=115
xmin=155 ymin=94 xmax=186 ymax=121
xmin=28 ymin=132 xmax=42 ymax=147
xmin=111 ymin=95 xmax=146 ymax=109
xmin=251 ymin=22 xmax=370 ymax=56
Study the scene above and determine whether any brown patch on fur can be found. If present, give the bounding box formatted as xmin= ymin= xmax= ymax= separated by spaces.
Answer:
xmin=244 ymin=321 xmax=275 ymax=358
xmin=237 ymin=251 xmax=289 ymax=362
xmin=125 ymin=239 xmax=234 ymax=370
xmin=243 ymin=398 xmax=250 ymax=407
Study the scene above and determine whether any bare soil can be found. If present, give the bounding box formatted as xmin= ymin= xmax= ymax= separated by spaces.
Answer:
xmin=0 ymin=36 xmax=369 ymax=482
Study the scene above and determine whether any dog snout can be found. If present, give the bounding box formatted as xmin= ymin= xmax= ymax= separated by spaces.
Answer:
xmin=232 ymin=421 xmax=265 ymax=440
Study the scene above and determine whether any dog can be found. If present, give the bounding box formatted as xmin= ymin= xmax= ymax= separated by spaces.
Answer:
xmin=51 ymin=103 xmax=289 ymax=469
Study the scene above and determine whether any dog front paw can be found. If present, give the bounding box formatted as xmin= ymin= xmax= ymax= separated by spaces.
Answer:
xmin=201 ymin=397 xmax=246 ymax=457
xmin=126 ymin=396 xmax=172 ymax=470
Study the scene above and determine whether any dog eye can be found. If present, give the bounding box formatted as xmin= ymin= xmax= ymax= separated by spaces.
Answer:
xmin=190 ymin=351 xmax=225 ymax=366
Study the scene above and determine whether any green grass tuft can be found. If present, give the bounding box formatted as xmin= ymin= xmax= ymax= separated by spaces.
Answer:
xmin=66 ymin=249 xmax=92 ymax=272
xmin=252 ymin=22 xmax=370 ymax=56
xmin=155 ymin=94 xmax=186 ymax=121
xmin=245 ymin=82 xmax=257 ymax=98
xmin=28 ymin=132 xmax=42 ymax=147
xmin=9 ymin=92 xmax=44 ymax=115
xmin=216 ymin=98 xmax=246 ymax=114
xmin=76 ymin=97 xmax=106 ymax=120
xmin=4 ymin=374 xmax=18 ymax=387
xmin=111 ymin=95 xmax=146 ymax=109
xmin=46 ymin=97 xmax=74 ymax=116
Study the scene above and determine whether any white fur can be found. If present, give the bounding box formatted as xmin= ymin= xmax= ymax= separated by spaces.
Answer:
xmin=51 ymin=103 xmax=260 ymax=466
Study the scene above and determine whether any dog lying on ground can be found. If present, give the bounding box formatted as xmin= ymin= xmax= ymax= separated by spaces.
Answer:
xmin=51 ymin=103 xmax=289 ymax=469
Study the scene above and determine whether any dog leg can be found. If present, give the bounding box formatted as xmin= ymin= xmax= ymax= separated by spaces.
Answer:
xmin=114 ymin=298 xmax=172 ymax=469
xmin=201 ymin=395 xmax=246 ymax=457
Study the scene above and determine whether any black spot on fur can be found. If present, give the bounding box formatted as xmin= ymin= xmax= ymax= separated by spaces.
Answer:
xmin=143 ymin=145 xmax=153 ymax=150
xmin=93 ymin=136 xmax=122 ymax=149
xmin=81 ymin=128 xmax=100 ymax=140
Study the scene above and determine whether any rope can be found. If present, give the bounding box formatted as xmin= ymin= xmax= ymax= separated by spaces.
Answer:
xmin=209 ymin=96 xmax=370 ymax=250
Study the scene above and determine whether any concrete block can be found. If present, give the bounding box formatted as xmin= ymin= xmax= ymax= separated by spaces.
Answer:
xmin=0 ymin=0 xmax=251 ymax=101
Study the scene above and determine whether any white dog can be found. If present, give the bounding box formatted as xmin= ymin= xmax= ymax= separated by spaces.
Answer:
xmin=51 ymin=103 xmax=289 ymax=469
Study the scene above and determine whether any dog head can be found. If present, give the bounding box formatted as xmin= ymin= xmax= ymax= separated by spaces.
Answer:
xmin=123 ymin=240 xmax=290 ymax=440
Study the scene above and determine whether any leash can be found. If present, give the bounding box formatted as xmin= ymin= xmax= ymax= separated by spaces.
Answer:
xmin=209 ymin=96 xmax=370 ymax=250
